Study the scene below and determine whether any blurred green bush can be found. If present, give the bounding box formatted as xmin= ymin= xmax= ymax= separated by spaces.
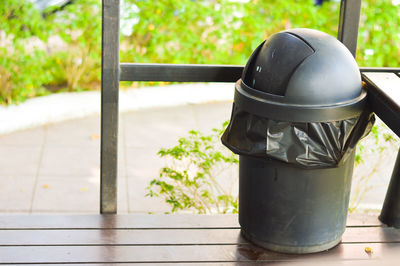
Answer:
xmin=0 ymin=0 xmax=399 ymax=105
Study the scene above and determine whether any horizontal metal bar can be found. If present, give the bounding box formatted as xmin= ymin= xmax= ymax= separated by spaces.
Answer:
xmin=360 ymin=67 xmax=400 ymax=73
xmin=120 ymin=63 xmax=400 ymax=83
xmin=119 ymin=63 xmax=243 ymax=82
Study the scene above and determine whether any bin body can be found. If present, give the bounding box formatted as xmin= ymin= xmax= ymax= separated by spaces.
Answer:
xmin=221 ymin=28 xmax=374 ymax=254
xmin=239 ymin=151 xmax=354 ymax=254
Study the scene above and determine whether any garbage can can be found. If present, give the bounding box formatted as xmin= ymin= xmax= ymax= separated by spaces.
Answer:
xmin=221 ymin=28 xmax=374 ymax=254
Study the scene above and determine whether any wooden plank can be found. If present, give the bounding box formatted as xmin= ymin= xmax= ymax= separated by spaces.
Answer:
xmin=0 ymin=214 xmax=239 ymax=229
xmin=341 ymin=226 xmax=400 ymax=243
xmin=100 ymin=0 xmax=120 ymax=214
xmin=0 ymin=243 xmax=398 ymax=264
xmin=0 ymin=227 xmax=399 ymax=246
xmin=0 ymin=214 xmax=382 ymax=230
xmin=0 ymin=229 xmax=244 ymax=246
xmin=105 ymin=262 xmax=400 ymax=266
xmin=362 ymin=72 xmax=400 ymax=138
xmin=21 ymin=262 xmax=398 ymax=266
xmin=0 ymin=213 xmax=396 ymax=264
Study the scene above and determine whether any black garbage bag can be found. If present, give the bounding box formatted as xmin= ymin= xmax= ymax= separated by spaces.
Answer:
xmin=221 ymin=103 xmax=375 ymax=168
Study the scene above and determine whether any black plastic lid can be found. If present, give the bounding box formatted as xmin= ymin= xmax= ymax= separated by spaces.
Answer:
xmin=236 ymin=28 xmax=366 ymax=122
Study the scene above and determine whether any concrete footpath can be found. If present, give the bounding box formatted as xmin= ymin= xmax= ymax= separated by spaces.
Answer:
xmin=0 ymin=100 xmax=234 ymax=214
xmin=0 ymin=85 xmax=396 ymax=214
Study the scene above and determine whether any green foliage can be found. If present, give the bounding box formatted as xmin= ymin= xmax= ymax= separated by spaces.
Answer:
xmin=0 ymin=47 xmax=51 ymax=104
xmin=146 ymin=121 xmax=239 ymax=214
xmin=1 ymin=0 xmax=399 ymax=105
xmin=0 ymin=1 xmax=51 ymax=104
xmin=357 ymin=0 xmax=400 ymax=66
xmin=123 ymin=0 xmax=339 ymax=65
xmin=0 ymin=0 xmax=51 ymax=40
xmin=0 ymin=0 xmax=101 ymax=104
xmin=44 ymin=0 xmax=102 ymax=91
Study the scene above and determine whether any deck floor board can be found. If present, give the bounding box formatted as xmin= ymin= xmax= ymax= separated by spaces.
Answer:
xmin=0 ymin=214 xmax=398 ymax=264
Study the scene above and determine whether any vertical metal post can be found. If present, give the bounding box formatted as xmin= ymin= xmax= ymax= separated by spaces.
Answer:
xmin=379 ymin=149 xmax=400 ymax=228
xmin=101 ymin=0 xmax=120 ymax=214
xmin=337 ymin=0 xmax=362 ymax=58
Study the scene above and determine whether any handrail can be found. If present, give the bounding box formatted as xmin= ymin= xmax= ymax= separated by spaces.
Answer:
xmin=363 ymin=72 xmax=400 ymax=137
xmin=362 ymin=72 xmax=400 ymax=228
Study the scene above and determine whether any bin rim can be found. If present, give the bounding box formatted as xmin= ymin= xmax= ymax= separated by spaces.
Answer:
xmin=234 ymin=79 xmax=368 ymax=122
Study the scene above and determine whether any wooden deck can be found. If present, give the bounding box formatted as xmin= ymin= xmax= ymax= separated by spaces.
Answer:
xmin=0 ymin=213 xmax=399 ymax=264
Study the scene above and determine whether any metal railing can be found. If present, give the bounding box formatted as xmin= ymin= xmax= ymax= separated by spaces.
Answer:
xmin=101 ymin=0 xmax=400 ymax=227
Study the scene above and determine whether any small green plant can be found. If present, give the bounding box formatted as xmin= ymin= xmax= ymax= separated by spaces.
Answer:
xmin=148 ymin=117 xmax=399 ymax=214
xmin=146 ymin=121 xmax=239 ymax=214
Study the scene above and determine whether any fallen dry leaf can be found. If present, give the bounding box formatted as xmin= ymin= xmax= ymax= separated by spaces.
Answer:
xmin=365 ymin=246 xmax=373 ymax=254
xmin=91 ymin=133 xmax=100 ymax=140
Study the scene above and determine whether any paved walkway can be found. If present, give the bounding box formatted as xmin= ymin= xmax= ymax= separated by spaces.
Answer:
xmin=0 ymin=101 xmax=234 ymax=214
xmin=0 ymin=100 xmax=397 ymax=214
